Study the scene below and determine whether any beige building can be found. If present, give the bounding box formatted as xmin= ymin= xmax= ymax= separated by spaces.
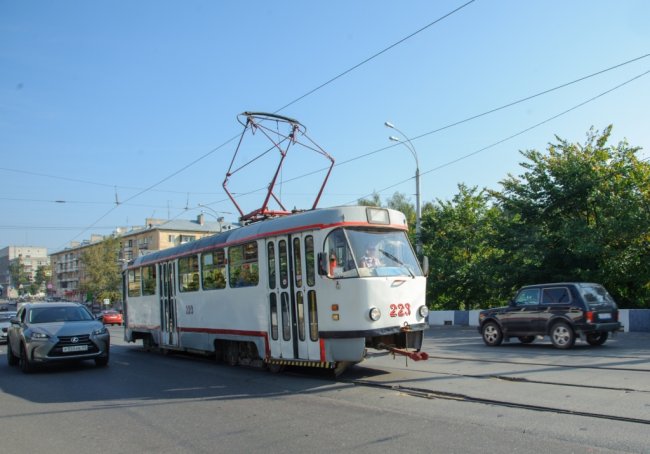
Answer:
xmin=50 ymin=215 xmax=232 ymax=301
xmin=0 ymin=246 xmax=50 ymax=298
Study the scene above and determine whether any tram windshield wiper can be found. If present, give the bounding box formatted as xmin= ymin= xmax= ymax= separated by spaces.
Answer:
xmin=378 ymin=249 xmax=415 ymax=278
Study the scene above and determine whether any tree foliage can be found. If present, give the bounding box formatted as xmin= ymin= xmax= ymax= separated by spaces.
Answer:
xmin=79 ymin=236 xmax=122 ymax=304
xmin=8 ymin=258 xmax=30 ymax=295
xmin=354 ymin=128 xmax=649 ymax=309
xmin=490 ymin=126 xmax=650 ymax=307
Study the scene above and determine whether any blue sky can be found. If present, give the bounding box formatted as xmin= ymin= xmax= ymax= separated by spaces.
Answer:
xmin=1 ymin=0 xmax=649 ymax=253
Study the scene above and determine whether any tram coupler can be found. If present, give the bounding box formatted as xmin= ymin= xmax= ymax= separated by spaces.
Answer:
xmin=388 ymin=347 xmax=429 ymax=362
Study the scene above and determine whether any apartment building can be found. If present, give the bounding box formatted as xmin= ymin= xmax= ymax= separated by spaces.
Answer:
xmin=0 ymin=246 xmax=50 ymax=298
xmin=49 ymin=214 xmax=232 ymax=301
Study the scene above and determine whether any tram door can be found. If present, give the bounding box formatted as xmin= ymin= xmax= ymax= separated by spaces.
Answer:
xmin=267 ymin=234 xmax=316 ymax=360
xmin=159 ymin=261 xmax=179 ymax=347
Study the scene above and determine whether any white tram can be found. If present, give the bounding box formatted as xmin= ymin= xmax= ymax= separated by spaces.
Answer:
xmin=123 ymin=205 xmax=429 ymax=372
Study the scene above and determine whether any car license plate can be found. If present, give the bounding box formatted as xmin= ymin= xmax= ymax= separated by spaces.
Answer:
xmin=63 ymin=345 xmax=88 ymax=353
xmin=599 ymin=313 xmax=612 ymax=320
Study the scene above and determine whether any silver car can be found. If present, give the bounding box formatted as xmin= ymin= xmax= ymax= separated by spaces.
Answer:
xmin=6 ymin=302 xmax=110 ymax=373
xmin=0 ymin=311 xmax=17 ymax=343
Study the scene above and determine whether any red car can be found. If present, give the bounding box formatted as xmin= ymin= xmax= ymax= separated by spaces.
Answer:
xmin=99 ymin=310 xmax=123 ymax=326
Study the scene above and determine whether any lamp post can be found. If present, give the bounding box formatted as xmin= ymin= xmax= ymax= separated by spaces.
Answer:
xmin=384 ymin=121 xmax=421 ymax=255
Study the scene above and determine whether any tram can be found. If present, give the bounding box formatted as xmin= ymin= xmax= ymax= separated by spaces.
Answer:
xmin=123 ymin=205 xmax=429 ymax=373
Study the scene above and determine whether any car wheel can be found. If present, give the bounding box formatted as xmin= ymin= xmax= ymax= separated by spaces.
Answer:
xmin=19 ymin=343 xmax=34 ymax=374
xmin=550 ymin=322 xmax=575 ymax=349
xmin=518 ymin=336 xmax=535 ymax=344
xmin=586 ymin=331 xmax=608 ymax=346
xmin=6 ymin=339 xmax=19 ymax=366
xmin=482 ymin=321 xmax=503 ymax=346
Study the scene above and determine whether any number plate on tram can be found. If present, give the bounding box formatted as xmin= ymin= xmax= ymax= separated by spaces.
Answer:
xmin=63 ymin=345 xmax=88 ymax=353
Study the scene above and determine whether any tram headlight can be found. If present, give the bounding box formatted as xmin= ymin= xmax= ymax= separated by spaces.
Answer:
xmin=369 ymin=307 xmax=381 ymax=321
xmin=418 ymin=305 xmax=429 ymax=318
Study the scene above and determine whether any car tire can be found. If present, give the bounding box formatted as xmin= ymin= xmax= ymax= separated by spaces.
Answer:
xmin=586 ymin=331 xmax=608 ymax=346
xmin=6 ymin=339 xmax=19 ymax=366
xmin=19 ymin=343 xmax=34 ymax=374
xmin=550 ymin=322 xmax=575 ymax=349
xmin=482 ymin=321 xmax=503 ymax=346
xmin=518 ymin=336 xmax=535 ymax=344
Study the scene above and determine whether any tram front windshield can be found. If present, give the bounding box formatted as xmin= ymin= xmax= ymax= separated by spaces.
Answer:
xmin=325 ymin=228 xmax=422 ymax=278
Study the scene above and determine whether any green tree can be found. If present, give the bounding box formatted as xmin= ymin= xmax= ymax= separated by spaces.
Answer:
xmin=490 ymin=126 xmax=650 ymax=307
xmin=79 ymin=236 xmax=122 ymax=305
xmin=8 ymin=258 xmax=30 ymax=295
xmin=357 ymin=191 xmax=382 ymax=206
xmin=421 ymin=184 xmax=505 ymax=310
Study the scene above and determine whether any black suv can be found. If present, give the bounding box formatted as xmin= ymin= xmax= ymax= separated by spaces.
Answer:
xmin=478 ymin=282 xmax=621 ymax=349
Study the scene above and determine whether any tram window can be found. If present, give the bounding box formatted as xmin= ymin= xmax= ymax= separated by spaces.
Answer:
xmin=308 ymin=290 xmax=319 ymax=341
xmin=297 ymin=291 xmax=305 ymax=341
xmin=305 ymin=235 xmax=315 ymax=287
xmin=324 ymin=228 xmax=358 ymax=278
xmin=202 ymin=249 xmax=226 ymax=290
xmin=128 ymin=269 xmax=141 ymax=297
xmin=179 ymin=255 xmax=200 ymax=292
xmin=228 ymin=242 xmax=259 ymax=288
xmin=281 ymin=293 xmax=291 ymax=341
xmin=293 ymin=237 xmax=303 ymax=288
xmin=279 ymin=240 xmax=288 ymax=289
xmin=142 ymin=265 xmax=156 ymax=295
xmin=267 ymin=242 xmax=276 ymax=290
xmin=270 ymin=293 xmax=278 ymax=340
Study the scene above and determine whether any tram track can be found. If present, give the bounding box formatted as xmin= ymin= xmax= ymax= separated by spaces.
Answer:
xmin=368 ymin=351 xmax=650 ymax=373
xmin=360 ymin=362 xmax=650 ymax=394
xmin=339 ymin=376 xmax=650 ymax=426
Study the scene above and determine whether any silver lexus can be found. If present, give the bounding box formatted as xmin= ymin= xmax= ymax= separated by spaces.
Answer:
xmin=6 ymin=302 xmax=110 ymax=373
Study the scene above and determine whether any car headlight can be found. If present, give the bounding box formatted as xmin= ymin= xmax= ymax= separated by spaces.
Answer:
xmin=30 ymin=332 xmax=50 ymax=341
xmin=369 ymin=307 xmax=381 ymax=321
xmin=418 ymin=305 xmax=429 ymax=318
xmin=93 ymin=326 xmax=108 ymax=335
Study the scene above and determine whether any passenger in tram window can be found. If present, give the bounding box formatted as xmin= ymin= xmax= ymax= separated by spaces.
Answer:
xmin=360 ymin=247 xmax=381 ymax=268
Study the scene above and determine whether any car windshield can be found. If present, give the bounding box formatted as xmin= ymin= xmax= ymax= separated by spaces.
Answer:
xmin=325 ymin=228 xmax=421 ymax=278
xmin=578 ymin=284 xmax=617 ymax=308
xmin=28 ymin=306 xmax=94 ymax=323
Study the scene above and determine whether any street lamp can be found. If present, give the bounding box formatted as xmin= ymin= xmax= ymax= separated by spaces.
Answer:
xmin=385 ymin=121 xmax=421 ymax=255
xmin=198 ymin=204 xmax=231 ymax=232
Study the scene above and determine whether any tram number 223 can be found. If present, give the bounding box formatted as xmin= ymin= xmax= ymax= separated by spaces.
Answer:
xmin=185 ymin=305 xmax=194 ymax=315
xmin=389 ymin=303 xmax=411 ymax=318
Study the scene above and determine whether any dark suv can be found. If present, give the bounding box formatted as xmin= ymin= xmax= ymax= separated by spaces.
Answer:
xmin=478 ymin=283 xmax=621 ymax=349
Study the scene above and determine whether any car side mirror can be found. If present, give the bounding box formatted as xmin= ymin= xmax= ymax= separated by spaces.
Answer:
xmin=10 ymin=316 xmax=20 ymax=325
xmin=421 ymin=256 xmax=429 ymax=277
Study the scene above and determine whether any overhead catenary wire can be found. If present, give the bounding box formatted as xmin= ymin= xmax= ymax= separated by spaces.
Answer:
xmin=347 ymin=69 xmax=650 ymax=205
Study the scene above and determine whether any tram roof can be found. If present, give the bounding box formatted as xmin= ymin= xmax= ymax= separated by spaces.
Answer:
xmin=128 ymin=205 xmax=407 ymax=268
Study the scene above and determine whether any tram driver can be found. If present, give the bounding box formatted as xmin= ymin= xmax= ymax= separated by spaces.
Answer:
xmin=360 ymin=246 xmax=381 ymax=268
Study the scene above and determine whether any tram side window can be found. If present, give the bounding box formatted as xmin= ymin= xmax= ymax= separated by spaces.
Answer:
xmin=293 ymin=237 xmax=303 ymax=288
xmin=179 ymin=255 xmax=200 ymax=292
xmin=229 ymin=242 xmax=259 ymax=288
xmin=305 ymin=235 xmax=315 ymax=287
xmin=308 ymin=290 xmax=319 ymax=341
xmin=128 ymin=269 xmax=141 ymax=297
xmin=202 ymin=249 xmax=227 ymax=290
xmin=142 ymin=265 xmax=156 ymax=295
xmin=267 ymin=242 xmax=276 ymax=290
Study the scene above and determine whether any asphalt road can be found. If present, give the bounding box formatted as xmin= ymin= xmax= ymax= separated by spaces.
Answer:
xmin=0 ymin=326 xmax=648 ymax=453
